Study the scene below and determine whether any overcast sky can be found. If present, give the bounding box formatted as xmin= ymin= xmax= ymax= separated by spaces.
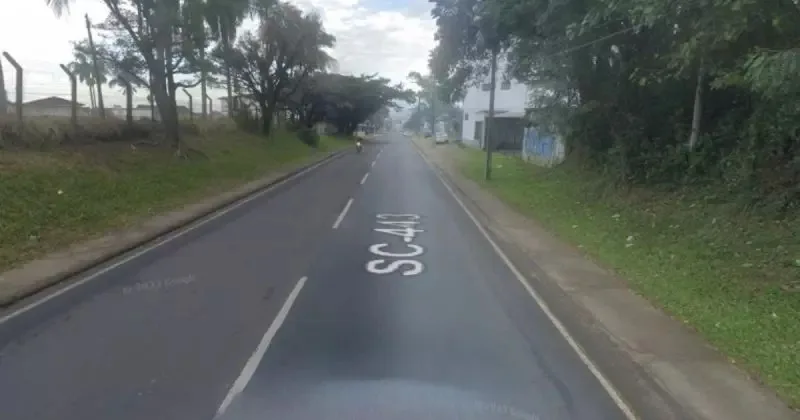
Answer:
xmin=0 ymin=0 xmax=435 ymax=109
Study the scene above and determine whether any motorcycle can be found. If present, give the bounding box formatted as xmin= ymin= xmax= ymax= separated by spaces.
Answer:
xmin=356 ymin=140 xmax=363 ymax=153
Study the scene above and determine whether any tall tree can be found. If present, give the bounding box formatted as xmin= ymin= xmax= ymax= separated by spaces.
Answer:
xmin=218 ymin=1 xmax=334 ymax=134
xmin=68 ymin=47 xmax=107 ymax=110
xmin=68 ymin=0 xmax=207 ymax=148
xmin=205 ymin=0 xmax=253 ymax=117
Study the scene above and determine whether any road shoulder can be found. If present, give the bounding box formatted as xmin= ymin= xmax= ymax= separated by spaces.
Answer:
xmin=411 ymin=138 xmax=798 ymax=420
xmin=0 ymin=149 xmax=348 ymax=309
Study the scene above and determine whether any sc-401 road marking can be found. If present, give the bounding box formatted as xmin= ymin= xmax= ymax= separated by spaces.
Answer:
xmin=413 ymin=147 xmax=638 ymax=420
xmin=360 ymin=172 xmax=369 ymax=185
xmin=332 ymin=198 xmax=354 ymax=229
xmin=0 ymin=154 xmax=340 ymax=325
xmin=214 ymin=276 xmax=307 ymax=418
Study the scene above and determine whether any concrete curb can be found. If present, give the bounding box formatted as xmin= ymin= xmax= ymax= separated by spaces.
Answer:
xmin=0 ymin=149 xmax=349 ymax=309
xmin=410 ymin=139 xmax=799 ymax=420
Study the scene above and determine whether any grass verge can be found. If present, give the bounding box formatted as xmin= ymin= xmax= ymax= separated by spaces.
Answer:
xmin=456 ymin=146 xmax=800 ymax=407
xmin=0 ymin=131 xmax=350 ymax=271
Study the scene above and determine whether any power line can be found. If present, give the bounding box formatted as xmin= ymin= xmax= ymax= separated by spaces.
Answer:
xmin=539 ymin=25 xmax=641 ymax=60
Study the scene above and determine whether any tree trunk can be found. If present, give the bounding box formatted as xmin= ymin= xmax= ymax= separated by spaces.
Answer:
xmin=88 ymin=82 xmax=97 ymax=110
xmin=85 ymin=14 xmax=105 ymax=118
xmin=261 ymin=102 xmax=276 ymax=136
xmin=200 ymin=47 xmax=207 ymax=118
xmin=688 ymin=61 xmax=705 ymax=151
xmin=260 ymin=102 xmax=273 ymax=135
xmin=221 ymin=25 xmax=234 ymax=119
xmin=152 ymin=44 xmax=180 ymax=148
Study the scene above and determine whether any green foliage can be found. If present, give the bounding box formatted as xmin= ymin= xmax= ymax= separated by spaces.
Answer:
xmin=429 ymin=0 xmax=800 ymax=212
xmin=0 ymin=130 xmax=333 ymax=271
xmin=308 ymin=73 xmax=413 ymax=135
xmin=233 ymin=107 xmax=261 ymax=133
xmin=431 ymin=0 xmax=800 ymax=406
xmin=456 ymin=147 xmax=800 ymax=407
xmin=214 ymin=1 xmax=335 ymax=135
xmin=294 ymin=126 xmax=320 ymax=147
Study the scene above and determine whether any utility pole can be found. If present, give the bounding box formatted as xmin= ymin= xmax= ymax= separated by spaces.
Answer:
xmin=430 ymin=76 xmax=436 ymax=139
xmin=416 ymin=93 xmax=422 ymax=133
xmin=484 ymin=46 xmax=499 ymax=180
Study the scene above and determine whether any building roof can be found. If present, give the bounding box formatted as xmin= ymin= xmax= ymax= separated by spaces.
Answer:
xmin=131 ymin=104 xmax=191 ymax=113
xmin=23 ymin=96 xmax=85 ymax=108
xmin=218 ymin=94 xmax=255 ymax=102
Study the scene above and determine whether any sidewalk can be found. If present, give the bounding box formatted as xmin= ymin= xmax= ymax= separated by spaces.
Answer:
xmin=412 ymin=139 xmax=798 ymax=420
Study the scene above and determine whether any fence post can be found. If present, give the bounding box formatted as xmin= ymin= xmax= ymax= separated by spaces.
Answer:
xmin=59 ymin=64 xmax=78 ymax=127
xmin=182 ymin=88 xmax=193 ymax=120
xmin=0 ymin=60 xmax=7 ymax=116
xmin=2 ymin=52 xmax=23 ymax=126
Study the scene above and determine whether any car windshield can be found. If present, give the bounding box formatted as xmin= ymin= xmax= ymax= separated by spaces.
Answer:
xmin=0 ymin=1 xmax=796 ymax=420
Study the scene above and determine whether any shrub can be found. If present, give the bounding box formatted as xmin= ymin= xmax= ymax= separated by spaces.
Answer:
xmin=295 ymin=126 xmax=320 ymax=147
xmin=0 ymin=115 xmax=238 ymax=150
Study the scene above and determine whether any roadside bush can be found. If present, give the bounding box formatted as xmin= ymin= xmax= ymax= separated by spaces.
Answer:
xmin=0 ymin=115 xmax=238 ymax=150
xmin=232 ymin=108 xmax=260 ymax=133
xmin=295 ymin=126 xmax=320 ymax=147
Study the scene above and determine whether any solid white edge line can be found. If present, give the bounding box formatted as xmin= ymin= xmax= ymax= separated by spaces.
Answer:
xmin=332 ymin=198 xmax=354 ymax=229
xmin=0 ymin=155 xmax=337 ymax=325
xmin=214 ymin=276 xmax=307 ymax=418
xmin=413 ymin=146 xmax=639 ymax=420
xmin=360 ymin=172 xmax=369 ymax=185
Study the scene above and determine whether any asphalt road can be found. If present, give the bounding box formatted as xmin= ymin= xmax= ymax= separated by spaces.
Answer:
xmin=0 ymin=133 xmax=627 ymax=420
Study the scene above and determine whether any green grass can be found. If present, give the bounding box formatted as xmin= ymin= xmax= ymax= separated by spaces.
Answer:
xmin=457 ymin=147 xmax=800 ymax=407
xmin=0 ymin=131 xmax=351 ymax=271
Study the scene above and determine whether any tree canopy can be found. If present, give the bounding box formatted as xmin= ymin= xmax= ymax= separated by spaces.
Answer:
xmin=40 ymin=0 xmax=411 ymax=145
xmin=430 ymin=0 xmax=800 ymax=210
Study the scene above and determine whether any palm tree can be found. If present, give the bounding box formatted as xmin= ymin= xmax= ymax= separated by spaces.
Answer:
xmin=109 ymin=75 xmax=137 ymax=95
xmin=44 ymin=0 xmax=71 ymax=17
xmin=69 ymin=51 xmax=105 ymax=110
xmin=181 ymin=0 xmax=212 ymax=117
xmin=205 ymin=0 xmax=254 ymax=117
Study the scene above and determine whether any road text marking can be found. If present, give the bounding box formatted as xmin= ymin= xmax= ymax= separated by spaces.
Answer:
xmin=332 ymin=198 xmax=354 ymax=229
xmin=122 ymin=275 xmax=196 ymax=295
xmin=366 ymin=214 xmax=424 ymax=276
xmin=360 ymin=172 xmax=369 ymax=185
xmin=414 ymin=147 xmax=638 ymax=420
xmin=214 ymin=276 xmax=307 ymax=418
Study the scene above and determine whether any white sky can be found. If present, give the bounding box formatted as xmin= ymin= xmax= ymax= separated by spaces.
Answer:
xmin=0 ymin=0 xmax=435 ymax=109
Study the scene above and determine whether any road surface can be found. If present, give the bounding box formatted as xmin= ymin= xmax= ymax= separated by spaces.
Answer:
xmin=0 ymin=133 xmax=627 ymax=420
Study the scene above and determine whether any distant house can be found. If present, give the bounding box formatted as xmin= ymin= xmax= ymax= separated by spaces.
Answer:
xmin=113 ymin=104 xmax=193 ymax=121
xmin=219 ymin=95 xmax=257 ymax=116
xmin=461 ymin=57 xmax=530 ymax=151
xmin=8 ymin=96 xmax=90 ymax=118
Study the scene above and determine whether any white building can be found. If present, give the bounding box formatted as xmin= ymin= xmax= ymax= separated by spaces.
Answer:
xmin=461 ymin=65 xmax=530 ymax=151
xmin=9 ymin=96 xmax=90 ymax=118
